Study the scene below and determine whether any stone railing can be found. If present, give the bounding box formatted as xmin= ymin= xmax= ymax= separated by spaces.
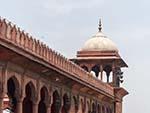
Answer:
xmin=0 ymin=18 xmax=114 ymax=96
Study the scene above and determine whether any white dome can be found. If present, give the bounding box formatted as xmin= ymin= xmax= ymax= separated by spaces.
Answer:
xmin=81 ymin=31 xmax=118 ymax=52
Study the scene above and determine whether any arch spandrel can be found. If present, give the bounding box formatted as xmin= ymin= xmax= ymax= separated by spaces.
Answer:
xmin=23 ymin=77 xmax=37 ymax=97
xmin=6 ymin=71 xmax=21 ymax=88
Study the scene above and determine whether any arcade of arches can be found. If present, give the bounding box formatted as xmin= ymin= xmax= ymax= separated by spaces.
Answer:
xmin=81 ymin=64 xmax=113 ymax=83
xmin=0 ymin=66 xmax=114 ymax=113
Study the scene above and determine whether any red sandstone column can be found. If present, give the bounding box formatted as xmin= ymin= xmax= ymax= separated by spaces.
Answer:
xmin=60 ymin=102 xmax=63 ymax=113
xmin=77 ymin=101 xmax=82 ymax=113
xmin=112 ymin=62 xmax=116 ymax=86
xmin=69 ymin=103 xmax=75 ymax=113
xmin=115 ymin=101 xmax=122 ymax=113
xmin=47 ymin=106 xmax=51 ymax=113
xmin=16 ymin=98 xmax=23 ymax=113
xmin=0 ymin=97 xmax=3 ymax=113
xmin=33 ymin=102 xmax=39 ymax=113
xmin=47 ymin=91 xmax=52 ymax=113
xmin=0 ymin=66 xmax=7 ymax=113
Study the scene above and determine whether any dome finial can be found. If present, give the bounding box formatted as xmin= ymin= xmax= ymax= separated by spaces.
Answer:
xmin=98 ymin=18 xmax=102 ymax=32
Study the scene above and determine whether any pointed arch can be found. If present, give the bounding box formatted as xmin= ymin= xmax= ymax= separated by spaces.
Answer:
xmin=7 ymin=76 xmax=20 ymax=112
xmin=87 ymin=101 xmax=91 ymax=113
xmin=38 ymin=86 xmax=48 ymax=113
xmin=109 ymin=107 xmax=112 ymax=113
xmin=92 ymin=102 xmax=96 ymax=113
xmin=51 ymin=90 xmax=61 ymax=113
xmin=102 ymin=106 xmax=105 ymax=113
xmin=91 ymin=65 xmax=100 ymax=78
xmin=106 ymin=107 xmax=109 ymax=113
xmin=23 ymin=81 xmax=36 ymax=113
xmin=104 ymin=65 xmax=112 ymax=83
xmin=97 ymin=104 xmax=101 ymax=113
xmin=80 ymin=98 xmax=85 ymax=113
xmin=73 ymin=96 xmax=79 ymax=113
xmin=61 ymin=93 xmax=71 ymax=113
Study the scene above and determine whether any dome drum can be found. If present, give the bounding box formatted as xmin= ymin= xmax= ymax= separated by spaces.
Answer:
xmin=77 ymin=50 xmax=120 ymax=58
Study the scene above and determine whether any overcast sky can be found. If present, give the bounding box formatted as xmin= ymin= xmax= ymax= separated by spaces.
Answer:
xmin=0 ymin=0 xmax=150 ymax=113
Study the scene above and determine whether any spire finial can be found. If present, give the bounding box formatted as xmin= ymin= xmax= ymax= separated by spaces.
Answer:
xmin=98 ymin=18 xmax=102 ymax=32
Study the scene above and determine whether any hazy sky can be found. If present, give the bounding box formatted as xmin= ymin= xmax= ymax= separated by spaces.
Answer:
xmin=0 ymin=0 xmax=150 ymax=113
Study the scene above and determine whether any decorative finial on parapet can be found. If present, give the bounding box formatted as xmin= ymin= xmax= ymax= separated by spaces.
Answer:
xmin=98 ymin=18 xmax=102 ymax=32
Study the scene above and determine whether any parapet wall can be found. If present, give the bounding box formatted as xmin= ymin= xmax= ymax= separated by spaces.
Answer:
xmin=0 ymin=18 xmax=114 ymax=96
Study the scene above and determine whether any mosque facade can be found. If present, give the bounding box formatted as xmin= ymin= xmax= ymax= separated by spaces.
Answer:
xmin=0 ymin=18 xmax=128 ymax=113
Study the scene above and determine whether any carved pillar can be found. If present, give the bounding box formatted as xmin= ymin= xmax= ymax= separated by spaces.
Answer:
xmin=0 ymin=64 xmax=7 ymax=113
xmin=69 ymin=98 xmax=75 ymax=113
xmin=71 ymin=95 xmax=80 ymax=113
xmin=47 ymin=106 xmax=51 ymax=113
xmin=16 ymin=98 xmax=23 ymax=113
xmin=77 ymin=98 xmax=83 ymax=113
xmin=115 ymin=101 xmax=122 ymax=113
xmin=78 ymin=103 xmax=82 ymax=113
xmin=100 ymin=65 xmax=103 ymax=81
xmin=112 ymin=62 xmax=116 ymax=86
xmin=100 ymin=105 xmax=102 ymax=113
xmin=112 ymin=101 xmax=115 ymax=113
xmin=46 ymin=96 xmax=51 ymax=113
xmin=15 ymin=82 xmax=24 ymax=113
xmin=33 ymin=102 xmax=39 ymax=113
xmin=0 ymin=72 xmax=3 ymax=113
xmin=32 ymin=92 xmax=39 ymax=113
xmin=32 ymin=91 xmax=40 ymax=113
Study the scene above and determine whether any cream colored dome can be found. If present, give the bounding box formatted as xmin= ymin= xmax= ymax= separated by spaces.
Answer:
xmin=81 ymin=31 xmax=118 ymax=52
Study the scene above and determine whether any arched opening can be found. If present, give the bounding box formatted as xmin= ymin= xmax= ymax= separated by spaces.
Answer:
xmin=102 ymin=106 xmax=105 ymax=113
xmin=38 ymin=87 xmax=48 ymax=113
xmin=91 ymin=65 xmax=100 ymax=78
xmin=106 ymin=107 xmax=110 ymax=113
xmin=73 ymin=96 xmax=79 ymax=113
xmin=23 ymin=82 xmax=35 ymax=113
xmin=81 ymin=65 xmax=89 ymax=72
xmin=61 ymin=93 xmax=71 ymax=113
xmin=80 ymin=99 xmax=85 ymax=113
xmin=7 ymin=77 xmax=19 ymax=113
xmin=87 ymin=101 xmax=90 ymax=113
xmin=109 ymin=108 xmax=112 ymax=113
xmin=51 ymin=90 xmax=61 ymax=113
xmin=91 ymin=103 xmax=96 ymax=113
xmin=97 ymin=104 xmax=101 ymax=113
xmin=104 ymin=65 xmax=112 ymax=83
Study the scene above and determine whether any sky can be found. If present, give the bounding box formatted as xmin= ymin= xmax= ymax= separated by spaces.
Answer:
xmin=0 ymin=0 xmax=150 ymax=113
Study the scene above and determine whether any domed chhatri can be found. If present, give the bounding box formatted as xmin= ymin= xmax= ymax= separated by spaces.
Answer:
xmin=73 ymin=19 xmax=128 ymax=68
xmin=81 ymin=19 xmax=118 ymax=52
